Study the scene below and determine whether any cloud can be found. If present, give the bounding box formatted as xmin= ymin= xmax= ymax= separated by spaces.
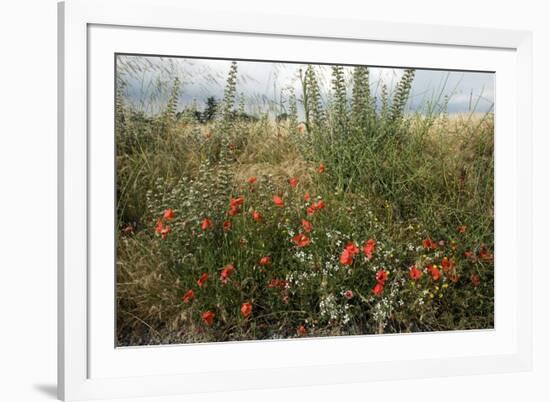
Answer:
xmin=117 ymin=55 xmax=494 ymax=116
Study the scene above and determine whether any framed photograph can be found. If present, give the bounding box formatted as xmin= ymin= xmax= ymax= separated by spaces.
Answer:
xmin=58 ymin=0 xmax=533 ymax=400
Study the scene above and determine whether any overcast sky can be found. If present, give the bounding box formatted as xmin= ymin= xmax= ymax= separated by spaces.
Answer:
xmin=117 ymin=55 xmax=494 ymax=117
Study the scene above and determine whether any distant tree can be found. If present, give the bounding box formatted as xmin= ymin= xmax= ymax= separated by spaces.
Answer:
xmin=276 ymin=112 xmax=290 ymax=122
xmin=203 ymin=96 xmax=218 ymax=122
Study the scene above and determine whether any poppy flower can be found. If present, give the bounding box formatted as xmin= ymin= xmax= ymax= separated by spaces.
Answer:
xmin=372 ymin=282 xmax=384 ymax=296
xmin=409 ymin=265 xmax=422 ymax=280
xmin=479 ymin=245 xmax=494 ymax=261
xmin=301 ymin=219 xmax=313 ymax=233
xmin=182 ymin=289 xmax=195 ymax=303
xmin=458 ymin=225 xmax=467 ymax=233
xmin=471 ymin=274 xmax=481 ymax=287
xmin=252 ymin=210 xmax=263 ymax=222
xmin=122 ymin=225 xmax=134 ymax=235
xmin=273 ymin=195 xmax=285 ymax=207
xmin=220 ymin=264 xmax=235 ymax=284
xmin=197 ymin=273 xmax=209 ymax=288
xmin=448 ymin=273 xmax=460 ymax=283
xmin=345 ymin=242 xmax=359 ymax=256
xmin=464 ymin=251 xmax=476 ymax=260
xmin=339 ymin=249 xmax=354 ymax=266
xmin=289 ymin=178 xmax=299 ymax=188
xmin=240 ymin=302 xmax=252 ymax=318
xmin=201 ymin=311 xmax=215 ymax=326
xmin=318 ymin=163 xmax=325 ymax=173
xmin=201 ymin=218 xmax=213 ymax=230
xmin=259 ymin=256 xmax=271 ymax=266
xmin=227 ymin=206 xmax=239 ymax=216
xmin=303 ymin=192 xmax=311 ymax=202
xmin=375 ymin=270 xmax=389 ymax=284
xmin=160 ymin=225 xmax=171 ymax=240
xmin=428 ymin=265 xmax=441 ymax=281
xmin=163 ymin=208 xmax=175 ymax=220
xmin=422 ymin=237 xmax=437 ymax=250
xmin=313 ymin=200 xmax=325 ymax=210
xmin=247 ymin=176 xmax=257 ymax=184
xmin=229 ymin=196 xmax=245 ymax=208
xmin=268 ymin=279 xmax=288 ymax=289
xmin=307 ymin=200 xmax=325 ymax=215
xmin=297 ymin=325 xmax=307 ymax=336
xmin=362 ymin=239 xmax=376 ymax=260
xmin=223 ymin=220 xmax=232 ymax=231
xmin=343 ymin=290 xmax=354 ymax=300
xmin=291 ymin=233 xmax=310 ymax=247
xmin=441 ymin=257 xmax=453 ymax=273
xmin=155 ymin=218 xmax=164 ymax=234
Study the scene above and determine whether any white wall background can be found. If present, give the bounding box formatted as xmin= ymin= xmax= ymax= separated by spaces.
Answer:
xmin=0 ymin=1 xmax=547 ymax=401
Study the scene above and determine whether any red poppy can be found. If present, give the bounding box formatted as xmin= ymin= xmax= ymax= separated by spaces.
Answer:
xmin=303 ymin=192 xmax=311 ymax=202
xmin=362 ymin=239 xmax=377 ymax=260
xmin=289 ymin=178 xmax=299 ymax=188
xmin=230 ymin=196 xmax=245 ymax=208
xmin=201 ymin=218 xmax=213 ymax=230
xmin=202 ymin=311 xmax=215 ymax=326
xmin=155 ymin=218 xmax=164 ymax=234
xmin=479 ymin=245 xmax=494 ymax=261
xmin=339 ymin=249 xmax=354 ymax=266
xmin=252 ymin=210 xmax=263 ymax=222
xmin=441 ymin=257 xmax=453 ymax=273
xmin=464 ymin=250 xmax=476 ymax=260
xmin=223 ymin=220 xmax=232 ymax=231
xmin=160 ymin=225 xmax=171 ymax=240
xmin=422 ymin=237 xmax=437 ymax=250
xmin=220 ymin=264 xmax=235 ymax=284
xmin=122 ymin=225 xmax=134 ymax=235
xmin=297 ymin=325 xmax=307 ymax=336
xmin=318 ymin=163 xmax=325 ymax=173
xmin=259 ymin=256 xmax=271 ymax=266
xmin=268 ymin=279 xmax=288 ymax=289
xmin=313 ymin=200 xmax=325 ymax=210
xmin=428 ymin=265 xmax=441 ymax=281
xmin=197 ymin=273 xmax=209 ymax=288
xmin=291 ymin=233 xmax=310 ymax=247
xmin=163 ymin=208 xmax=175 ymax=220
xmin=345 ymin=242 xmax=359 ymax=256
xmin=375 ymin=270 xmax=389 ymax=284
xmin=307 ymin=200 xmax=325 ymax=215
xmin=227 ymin=206 xmax=239 ymax=216
xmin=372 ymin=282 xmax=384 ymax=296
xmin=273 ymin=195 xmax=285 ymax=207
xmin=448 ymin=273 xmax=460 ymax=283
xmin=409 ymin=265 xmax=422 ymax=280
xmin=301 ymin=219 xmax=313 ymax=233
xmin=471 ymin=273 xmax=481 ymax=287
xmin=458 ymin=225 xmax=467 ymax=233
xmin=247 ymin=176 xmax=257 ymax=184
xmin=343 ymin=290 xmax=354 ymax=300
xmin=182 ymin=289 xmax=195 ymax=303
xmin=240 ymin=302 xmax=252 ymax=318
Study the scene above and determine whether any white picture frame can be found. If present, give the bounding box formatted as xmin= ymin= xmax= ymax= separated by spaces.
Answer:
xmin=58 ymin=0 xmax=533 ymax=400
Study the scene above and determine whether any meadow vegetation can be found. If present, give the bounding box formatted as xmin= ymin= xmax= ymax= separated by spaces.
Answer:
xmin=116 ymin=60 xmax=494 ymax=346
